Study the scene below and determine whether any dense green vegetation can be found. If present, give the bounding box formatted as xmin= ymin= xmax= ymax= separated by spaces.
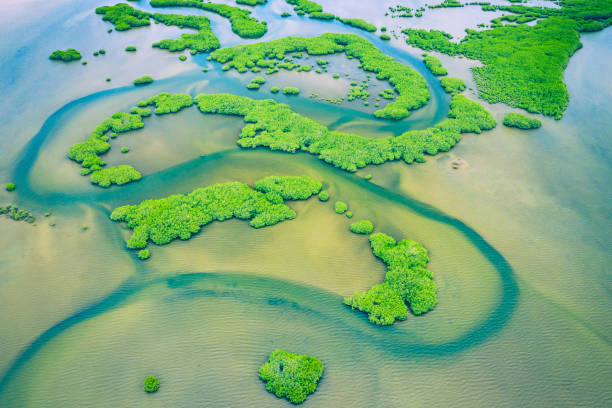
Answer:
xmin=503 ymin=113 xmax=542 ymax=130
xmin=149 ymin=0 xmax=268 ymax=38
xmin=286 ymin=0 xmax=322 ymax=14
xmin=90 ymin=165 xmax=142 ymax=188
xmin=247 ymin=76 xmax=266 ymax=89
xmin=285 ymin=0 xmax=376 ymax=32
xmin=0 ymin=205 xmax=36 ymax=224
xmin=5 ymin=183 xmax=15 ymax=192
xmin=237 ymin=0 xmax=266 ymax=5
xmin=110 ymin=176 xmax=321 ymax=249
xmin=95 ymin=4 xmax=151 ymax=31
xmin=259 ymin=350 xmax=324 ymax=404
xmin=143 ymin=376 xmax=159 ymax=393
xmin=125 ymin=46 xmax=137 ymax=52
xmin=68 ymin=111 xmax=145 ymax=175
xmin=68 ymin=93 xmax=193 ymax=187
xmin=334 ymin=201 xmax=348 ymax=214
xmin=309 ymin=11 xmax=335 ymax=20
xmin=133 ymin=75 xmax=154 ymax=85
xmin=194 ymin=92 xmax=495 ymax=172
xmin=138 ymin=93 xmax=194 ymax=114
xmin=344 ymin=233 xmax=437 ymax=325
xmin=380 ymin=33 xmax=391 ymax=41
xmin=282 ymin=86 xmax=300 ymax=95
xmin=404 ymin=0 xmax=612 ymax=118
xmin=429 ymin=0 xmax=463 ymax=8
xmin=69 ymin=87 xmax=495 ymax=186
xmin=138 ymin=249 xmax=151 ymax=260
xmin=440 ymin=77 xmax=466 ymax=94
xmin=479 ymin=0 xmax=612 ymax=33
xmin=423 ymin=54 xmax=447 ymax=76
xmin=209 ymin=33 xmax=430 ymax=120
xmin=318 ymin=190 xmax=329 ymax=201
xmin=152 ymin=14 xmax=220 ymax=53
xmin=338 ymin=18 xmax=376 ymax=32
xmin=253 ymin=176 xmax=322 ymax=200
xmin=96 ymin=4 xmax=221 ymax=53
xmin=350 ymin=220 xmax=374 ymax=234
xmin=49 ymin=48 xmax=82 ymax=62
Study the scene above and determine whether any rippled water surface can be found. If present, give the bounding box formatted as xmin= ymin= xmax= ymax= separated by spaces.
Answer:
xmin=0 ymin=0 xmax=611 ymax=406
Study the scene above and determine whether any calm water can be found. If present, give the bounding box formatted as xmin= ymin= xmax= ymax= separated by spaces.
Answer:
xmin=0 ymin=1 xmax=611 ymax=406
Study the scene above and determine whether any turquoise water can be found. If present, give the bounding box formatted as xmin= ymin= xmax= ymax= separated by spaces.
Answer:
xmin=0 ymin=1 xmax=611 ymax=406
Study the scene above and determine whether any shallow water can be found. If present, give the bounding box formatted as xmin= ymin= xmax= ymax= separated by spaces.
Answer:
xmin=0 ymin=1 xmax=611 ymax=407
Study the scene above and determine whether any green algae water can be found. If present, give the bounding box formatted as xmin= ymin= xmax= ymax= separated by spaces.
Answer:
xmin=1 ymin=1 xmax=611 ymax=407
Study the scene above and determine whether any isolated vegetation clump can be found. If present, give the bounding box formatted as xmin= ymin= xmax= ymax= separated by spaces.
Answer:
xmin=125 ymin=46 xmax=137 ymax=52
xmin=503 ymin=113 xmax=542 ymax=129
xmin=338 ymin=18 xmax=376 ymax=32
xmin=5 ymin=183 xmax=15 ymax=192
xmin=350 ymin=219 xmax=374 ymax=234
xmin=133 ymin=75 xmax=154 ymax=85
xmin=90 ymin=165 xmax=142 ymax=187
xmin=150 ymin=0 xmax=268 ymax=38
xmin=344 ymin=233 xmax=437 ymax=325
xmin=209 ymin=33 xmax=430 ymax=120
xmin=110 ymin=176 xmax=321 ymax=249
xmin=309 ymin=11 xmax=335 ymax=20
xmin=237 ymin=0 xmax=267 ymax=5
xmin=0 ymin=205 xmax=36 ymax=224
xmin=253 ymin=176 xmax=322 ymax=200
xmin=138 ymin=249 xmax=151 ymax=260
xmin=259 ymin=350 xmax=324 ymax=405
xmin=422 ymin=53 xmax=448 ymax=76
xmin=318 ymin=190 xmax=329 ymax=201
xmin=49 ymin=48 xmax=82 ymax=62
xmin=440 ymin=77 xmax=466 ymax=94
xmin=282 ymin=86 xmax=300 ymax=95
xmin=334 ymin=201 xmax=348 ymax=214
xmin=143 ymin=376 xmax=159 ymax=393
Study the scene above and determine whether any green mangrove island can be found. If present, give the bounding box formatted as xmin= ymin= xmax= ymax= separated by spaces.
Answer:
xmin=403 ymin=0 xmax=612 ymax=118
xmin=503 ymin=113 xmax=542 ymax=130
xmin=259 ymin=350 xmax=324 ymax=404
xmin=49 ymin=48 xmax=82 ymax=62
xmin=110 ymin=176 xmax=321 ymax=252
xmin=67 ymin=89 xmax=494 ymax=186
xmin=345 ymin=233 xmax=437 ymax=325
xmin=143 ymin=376 xmax=159 ymax=393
